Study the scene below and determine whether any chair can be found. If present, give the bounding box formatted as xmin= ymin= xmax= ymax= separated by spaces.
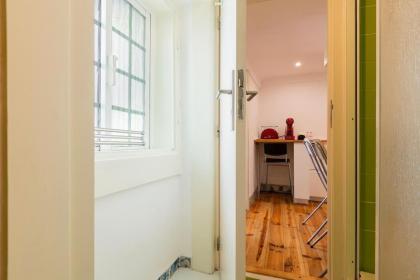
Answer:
xmin=259 ymin=143 xmax=292 ymax=197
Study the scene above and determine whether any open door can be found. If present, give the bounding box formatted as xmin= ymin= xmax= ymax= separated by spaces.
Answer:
xmin=217 ymin=0 xmax=247 ymax=279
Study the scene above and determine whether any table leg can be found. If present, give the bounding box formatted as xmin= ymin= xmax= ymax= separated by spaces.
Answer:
xmin=256 ymin=143 xmax=260 ymax=200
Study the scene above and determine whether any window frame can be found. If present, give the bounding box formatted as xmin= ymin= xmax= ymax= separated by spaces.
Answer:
xmin=94 ymin=0 xmax=151 ymax=151
xmin=95 ymin=0 xmax=181 ymax=198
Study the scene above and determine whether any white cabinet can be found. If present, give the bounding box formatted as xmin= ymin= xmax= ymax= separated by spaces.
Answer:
xmin=293 ymin=143 xmax=326 ymax=203
xmin=253 ymin=141 xmax=326 ymax=204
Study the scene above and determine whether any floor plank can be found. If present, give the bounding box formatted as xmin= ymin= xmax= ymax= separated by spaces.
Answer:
xmin=246 ymin=193 xmax=328 ymax=280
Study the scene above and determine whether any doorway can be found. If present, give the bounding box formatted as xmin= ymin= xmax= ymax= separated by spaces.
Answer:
xmin=245 ymin=1 xmax=328 ymax=279
xmin=216 ymin=0 xmax=357 ymax=279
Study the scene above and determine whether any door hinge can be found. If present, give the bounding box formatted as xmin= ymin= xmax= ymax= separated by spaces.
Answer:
xmin=216 ymin=129 xmax=220 ymax=138
xmin=216 ymin=14 xmax=221 ymax=30
xmin=216 ymin=236 xmax=221 ymax=251
xmin=215 ymin=1 xmax=221 ymax=30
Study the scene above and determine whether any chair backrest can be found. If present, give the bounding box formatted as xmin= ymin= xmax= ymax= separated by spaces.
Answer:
xmin=264 ymin=143 xmax=288 ymax=156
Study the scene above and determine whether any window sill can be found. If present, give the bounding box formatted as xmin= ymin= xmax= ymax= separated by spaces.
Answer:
xmin=95 ymin=148 xmax=182 ymax=198
xmin=95 ymin=148 xmax=177 ymax=161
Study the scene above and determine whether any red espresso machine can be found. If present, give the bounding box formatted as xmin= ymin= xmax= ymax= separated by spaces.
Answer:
xmin=285 ymin=118 xmax=295 ymax=140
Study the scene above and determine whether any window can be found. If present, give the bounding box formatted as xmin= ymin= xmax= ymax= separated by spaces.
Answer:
xmin=94 ymin=0 xmax=179 ymax=196
xmin=94 ymin=0 xmax=150 ymax=151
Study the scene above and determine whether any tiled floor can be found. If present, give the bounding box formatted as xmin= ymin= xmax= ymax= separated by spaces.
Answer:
xmin=172 ymin=268 xmax=284 ymax=280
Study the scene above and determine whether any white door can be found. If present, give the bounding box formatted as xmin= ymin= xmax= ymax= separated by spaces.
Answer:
xmin=218 ymin=0 xmax=247 ymax=279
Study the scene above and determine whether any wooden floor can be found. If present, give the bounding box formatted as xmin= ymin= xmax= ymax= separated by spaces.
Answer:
xmin=246 ymin=193 xmax=328 ymax=280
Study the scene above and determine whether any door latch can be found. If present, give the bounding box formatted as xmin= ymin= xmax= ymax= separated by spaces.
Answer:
xmin=246 ymin=91 xmax=258 ymax=101
xmin=330 ymin=100 xmax=334 ymax=128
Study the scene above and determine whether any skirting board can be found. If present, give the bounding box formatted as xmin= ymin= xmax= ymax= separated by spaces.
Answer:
xmin=251 ymin=190 xmax=324 ymax=206
xmin=360 ymin=272 xmax=375 ymax=280
xmin=249 ymin=189 xmax=258 ymax=207
xmin=293 ymin=198 xmax=309 ymax=205
xmin=157 ymin=256 xmax=191 ymax=280
xmin=309 ymin=196 xmax=325 ymax=202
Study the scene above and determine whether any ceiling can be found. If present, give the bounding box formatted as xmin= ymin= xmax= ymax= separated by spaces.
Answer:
xmin=247 ymin=0 xmax=327 ymax=83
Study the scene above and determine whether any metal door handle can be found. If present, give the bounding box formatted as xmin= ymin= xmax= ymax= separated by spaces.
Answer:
xmin=246 ymin=91 xmax=258 ymax=101
xmin=216 ymin=89 xmax=232 ymax=99
xmin=217 ymin=70 xmax=236 ymax=131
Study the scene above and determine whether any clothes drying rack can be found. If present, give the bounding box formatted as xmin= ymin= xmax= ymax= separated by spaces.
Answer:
xmin=303 ymin=139 xmax=328 ymax=278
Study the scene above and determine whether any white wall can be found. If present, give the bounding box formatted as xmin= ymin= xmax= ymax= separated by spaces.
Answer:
xmin=7 ymin=0 xmax=94 ymax=279
xmin=6 ymin=0 xmax=214 ymax=279
xmin=258 ymin=73 xmax=327 ymax=139
xmin=187 ymin=1 xmax=216 ymax=273
xmin=95 ymin=1 xmax=217 ymax=279
xmin=148 ymin=0 xmax=176 ymax=150
xmin=95 ymin=176 xmax=189 ymax=280
xmin=246 ymin=71 xmax=260 ymax=201
xmin=95 ymin=2 xmax=191 ymax=279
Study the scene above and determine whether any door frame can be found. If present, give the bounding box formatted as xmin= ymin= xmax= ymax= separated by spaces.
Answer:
xmin=214 ymin=0 xmax=358 ymax=278
xmin=214 ymin=1 xmax=221 ymax=271
xmin=327 ymin=0 xmax=357 ymax=279
xmin=215 ymin=0 xmax=247 ymax=278
xmin=0 ymin=0 xmax=6 ymax=278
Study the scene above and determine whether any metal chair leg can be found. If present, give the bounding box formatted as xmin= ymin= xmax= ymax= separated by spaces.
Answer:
xmin=319 ymin=269 xmax=328 ymax=278
xmin=307 ymin=219 xmax=327 ymax=244
xmin=310 ymin=230 xmax=328 ymax=248
xmin=302 ymin=196 xmax=328 ymax=225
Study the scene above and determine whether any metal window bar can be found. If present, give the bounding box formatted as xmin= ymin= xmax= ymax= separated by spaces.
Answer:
xmin=95 ymin=0 xmax=104 ymax=128
xmin=95 ymin=127 xmax=145 ymax=150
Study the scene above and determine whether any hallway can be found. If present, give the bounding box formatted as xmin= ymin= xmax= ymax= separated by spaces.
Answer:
xmin=246 ymin=193 xmax=327 ymax=279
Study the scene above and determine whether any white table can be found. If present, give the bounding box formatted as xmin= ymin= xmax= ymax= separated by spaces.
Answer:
xmin=255 ymin=139 xmax=326 ymax=204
